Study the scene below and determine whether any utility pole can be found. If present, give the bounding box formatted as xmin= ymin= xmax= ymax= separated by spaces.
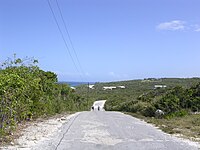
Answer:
xmin=87 ymin=82 xmax=89 ymax=110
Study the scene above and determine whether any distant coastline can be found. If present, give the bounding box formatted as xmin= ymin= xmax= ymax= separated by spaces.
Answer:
xmin=58 ymin=81 xmax=95 ymax=87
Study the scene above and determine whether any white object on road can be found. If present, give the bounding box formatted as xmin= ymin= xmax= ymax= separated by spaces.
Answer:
xmin=91 ymin=100 xmax=106 ymax=111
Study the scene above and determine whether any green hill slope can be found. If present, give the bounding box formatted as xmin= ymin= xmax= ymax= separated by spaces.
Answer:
xmin=76 ymin=78 xmax=200 ymax=116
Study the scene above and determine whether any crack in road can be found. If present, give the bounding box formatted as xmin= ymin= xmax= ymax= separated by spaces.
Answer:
xmin=55 ymin=113 xmax=80 ymax=150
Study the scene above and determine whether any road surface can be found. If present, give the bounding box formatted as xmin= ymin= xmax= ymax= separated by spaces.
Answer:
xmin=91 ymin=100 xmax=106 ymax=111
xmin=33 ymin=111 xmax=199 ymax=150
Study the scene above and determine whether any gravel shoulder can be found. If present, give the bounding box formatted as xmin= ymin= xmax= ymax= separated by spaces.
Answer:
xmin=0 ymin=113 xmax=79 ymax=150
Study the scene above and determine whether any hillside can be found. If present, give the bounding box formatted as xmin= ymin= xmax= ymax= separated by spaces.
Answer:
xmin=76 ymin=78 xmax=200 ymax=112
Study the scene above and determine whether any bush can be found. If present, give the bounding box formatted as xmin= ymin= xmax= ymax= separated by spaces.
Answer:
xmin=165 ymin=110 xmax=189 ymax=119
xmin=0 ymin=56 xmax=87 ymax=140
xmin=142 ymin=105 xmax=156 ymax=117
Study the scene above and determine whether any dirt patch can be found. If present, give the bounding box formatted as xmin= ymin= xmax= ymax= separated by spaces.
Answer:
xmin=0 ymin=113 xmax=76 ymax=150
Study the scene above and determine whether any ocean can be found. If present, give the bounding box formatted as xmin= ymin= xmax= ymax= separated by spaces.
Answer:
xmin=58 ymin=81 xmax=95 ymax=87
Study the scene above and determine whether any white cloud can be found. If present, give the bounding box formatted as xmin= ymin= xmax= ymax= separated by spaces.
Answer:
xmin=109 ymin=72 xmax=120 ymax=78
xmin=108 ymin=72 xmax=129 ymax=80
xmin=195 ymin=28 xmax=200 ymax=32
xmin=156 ymin=20 xmax=186 ymax=31
xmin=193 ymin=24 xmax=200 ymax=32
xmin=109 ymin=72 xmax=115 ymax=76
xmin=85 ymin=72 xmax=91 ymax=76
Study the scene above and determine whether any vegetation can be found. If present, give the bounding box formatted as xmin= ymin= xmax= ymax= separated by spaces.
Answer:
xmin=77 ymin=78 xmax=200 ymax=117
xmin=128 ymin=112 xmax=200 ymax=142
xmin=1 ymin=55 xmax=200 ymax=143
xmin=0 ymin=55 xmax=88 ymax=143
xmin=76 ymin=78 xmax=200 ymax=140
xmin=122 ymin=84 xmax=200 ymax=118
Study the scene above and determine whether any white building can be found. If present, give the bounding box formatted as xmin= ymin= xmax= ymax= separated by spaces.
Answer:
xmin=103 ymin=86 xmax=117 ymax=90
xmin=88 ymin=85 xmax=95 ymax=89
xmin=154 ymin=85 xmax=167 ymax=88
xmin=70 ymin=87 xmax=76 ymax=90
xmin=118 ymin=86 xmax=125 ymax=89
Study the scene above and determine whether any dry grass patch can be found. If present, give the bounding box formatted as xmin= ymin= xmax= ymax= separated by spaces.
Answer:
xmin=127 ymin=113 xmax=200 ymax=143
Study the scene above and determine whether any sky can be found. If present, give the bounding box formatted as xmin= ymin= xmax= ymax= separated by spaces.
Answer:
xmin=0 ymin=0 xmax=200 ymax=82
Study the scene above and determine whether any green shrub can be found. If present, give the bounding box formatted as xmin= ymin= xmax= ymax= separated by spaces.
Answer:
xmin=165 ymin=110 xmax=189 ymax=119
xmin=0 ymin=56 xmax=87 ymax=140
xmin=142 ymin=105 xmax=156 ymax=117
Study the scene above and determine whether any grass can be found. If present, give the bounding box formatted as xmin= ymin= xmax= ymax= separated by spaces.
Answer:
xmin=127 ymin=112 xmax=200 ymax=143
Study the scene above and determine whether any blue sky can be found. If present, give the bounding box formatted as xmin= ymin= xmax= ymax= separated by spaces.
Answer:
xmin=1 ymin=0 xmax=200 ymax=82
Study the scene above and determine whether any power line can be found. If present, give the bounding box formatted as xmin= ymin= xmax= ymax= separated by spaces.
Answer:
xmin=55 ymin=0 xmax=85 ymax=77
xmin=46 ymin=0 xmax=83 ymax=81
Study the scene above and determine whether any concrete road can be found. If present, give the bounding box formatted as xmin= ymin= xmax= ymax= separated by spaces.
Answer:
xmin=35 ymin=111 xmax=199 ymax=150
